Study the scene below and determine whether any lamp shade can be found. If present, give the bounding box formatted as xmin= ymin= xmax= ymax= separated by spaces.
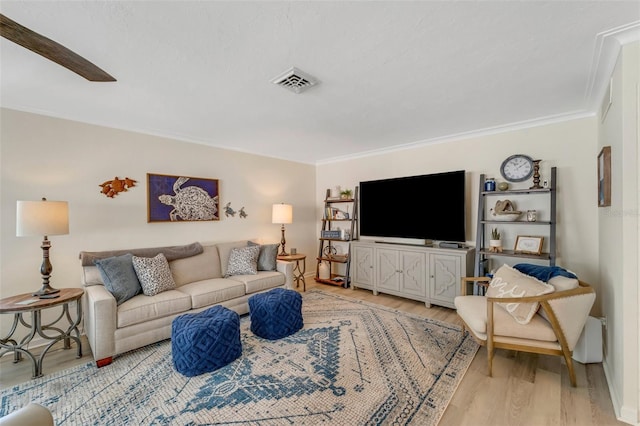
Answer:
xmin=272 ymin=203 xmax=293 ymax=224
xmin=17 ymin=200 xmax=69 ymax=237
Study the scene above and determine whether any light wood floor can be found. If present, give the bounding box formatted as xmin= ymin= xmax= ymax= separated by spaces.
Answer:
xmin=0 ymin=281 xmax=623 ymax=426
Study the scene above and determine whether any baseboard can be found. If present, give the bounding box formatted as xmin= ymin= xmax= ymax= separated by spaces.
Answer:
xmin=603 ymin=358 xmax=639 ymax=425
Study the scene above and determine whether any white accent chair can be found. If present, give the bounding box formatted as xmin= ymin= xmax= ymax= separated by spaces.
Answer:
xmin=455 ymin=275 xmax=596 ymax=387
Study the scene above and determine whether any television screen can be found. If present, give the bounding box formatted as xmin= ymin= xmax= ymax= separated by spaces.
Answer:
xmin=359 ymin=170 xmax=466 ymax=243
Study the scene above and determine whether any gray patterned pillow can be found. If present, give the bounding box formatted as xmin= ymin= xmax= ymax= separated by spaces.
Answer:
xmin=247 ymin=241 xmax=279 ymax=271
xmin=225 ymin=245 xmax=260 ymax=277
xmin=132 ymin=253 xmax=176 ymax=296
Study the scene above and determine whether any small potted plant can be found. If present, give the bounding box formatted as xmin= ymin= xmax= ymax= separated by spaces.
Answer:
xmin=340 ymin=188 xmax=353 ymax=199
xmin=489 ymin=228 xmax=503 ymax=252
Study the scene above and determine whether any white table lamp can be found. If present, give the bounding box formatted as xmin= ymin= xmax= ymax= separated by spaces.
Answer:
xmin=272 ymin=203 xmax=293 ymax=256
xmin=17 ymin=198 xmax=69 ymax=298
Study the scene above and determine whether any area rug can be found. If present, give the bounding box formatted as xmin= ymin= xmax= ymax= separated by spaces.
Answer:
xmin=0 ymin=290 xmax=478 ymax=425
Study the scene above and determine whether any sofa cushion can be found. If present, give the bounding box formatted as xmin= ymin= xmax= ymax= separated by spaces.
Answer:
xmin=133 ymin=253 xmax=177 ymax=296
xmin=486 ymin=264 xmax=554 ymax=325
xmin=454 ymin=295 xmax=557 ymax=341
xmin=247 ymin=241 xmax=279 ymax=271
xmin=216 ymin=241 xmax=250 ymax=277
xmin=178 ymin=278 xmax=246 ymax=309
xmin=224 ymin=245 xmax=260 ymax=277
xmin=94 ymin=253 xmax=141 ymax=305
xmin=117 ymin=289 xmax=192 ymax=328
xmin=170 ymin=244 xmax=221 ymax=286
xmin=228 ymin=271 xmax=286 ymax=294
xmin=547 ymin=275 xmax=579 ymax=291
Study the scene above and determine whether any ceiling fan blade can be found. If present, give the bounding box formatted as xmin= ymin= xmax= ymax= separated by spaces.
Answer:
xmin=0 ymin=14 xmax=116 ymax=82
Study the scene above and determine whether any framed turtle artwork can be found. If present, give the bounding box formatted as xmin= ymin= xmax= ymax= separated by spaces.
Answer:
xmin=147 ymin=173 xmax=220 ymax=222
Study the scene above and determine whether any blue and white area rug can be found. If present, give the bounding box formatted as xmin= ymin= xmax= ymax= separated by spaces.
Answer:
xmin=1 ymin=290 xmax=478 ymax=425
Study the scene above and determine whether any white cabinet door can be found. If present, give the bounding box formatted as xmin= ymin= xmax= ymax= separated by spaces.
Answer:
xmin=352 ymin=244 xmax=374 ymax=290
xmin=399 ymin=250 xmax=426 ymax=298
xmin=428 ymin=253 xmax=461 ymax=308
xmin=376 ymin=248 xmax=400 ymax=292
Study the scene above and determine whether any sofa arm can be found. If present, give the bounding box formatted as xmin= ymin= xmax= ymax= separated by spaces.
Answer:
xmin=83 ymin=285 xmax=117 ymax=366
xmin=276 ymin=260 xmax=295 ymax=290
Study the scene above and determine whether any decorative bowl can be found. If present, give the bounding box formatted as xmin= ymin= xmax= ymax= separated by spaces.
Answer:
xmin=490 ymin=210 xmax=523 ymax=221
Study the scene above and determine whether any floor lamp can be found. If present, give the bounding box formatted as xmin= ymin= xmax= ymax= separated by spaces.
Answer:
xmin=272 ymin=203 xmax=292 ymax=256
xmin=16 ymin=198 xmax=69 ymax=298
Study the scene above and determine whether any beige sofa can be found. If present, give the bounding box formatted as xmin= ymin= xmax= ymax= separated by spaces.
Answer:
xmin=81 ymin=241 xmax=293 ymax=367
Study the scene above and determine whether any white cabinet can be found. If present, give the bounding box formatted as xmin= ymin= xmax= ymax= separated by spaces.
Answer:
xmin=376 ymin=248 xmax=426 ymax=299
xmin=351 ymin=244 xmax=374 ymax=291
xmin=351 ymin=241 xmax=473 ymax=309
xmin=428 ymin=253 xmax=462 ymax=308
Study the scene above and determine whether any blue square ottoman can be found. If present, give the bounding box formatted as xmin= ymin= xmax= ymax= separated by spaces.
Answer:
xmin=249 ymin=288 xmax=303 ymax=340
xmin=171 ymin=305 xmax=241 ymax=377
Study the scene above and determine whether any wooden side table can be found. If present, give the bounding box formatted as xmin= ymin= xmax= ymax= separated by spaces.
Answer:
xmin=277 ymin=254 xmax=307 ymax=291
xmin=0 ymin=288 xmax=84 ymax=378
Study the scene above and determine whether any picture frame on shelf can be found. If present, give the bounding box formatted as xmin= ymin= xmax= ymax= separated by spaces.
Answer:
xmin=598 ymin=146 xmax=611 ymax=207
xmin=514 ymin=235 xmax=544 ymax=255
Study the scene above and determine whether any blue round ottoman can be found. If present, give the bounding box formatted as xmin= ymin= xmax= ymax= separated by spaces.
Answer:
xmin=171 ymin=305 xmax=241 ymax=377
xmin=248 ymin=288 xmax=303 ymax=340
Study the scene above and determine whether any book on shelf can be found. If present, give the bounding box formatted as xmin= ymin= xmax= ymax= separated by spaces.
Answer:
xmin=321 ymin=230 xmax=342 ymax=239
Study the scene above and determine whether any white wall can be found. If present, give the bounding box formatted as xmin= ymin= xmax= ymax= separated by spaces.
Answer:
xmin=598 ymin=41 xmax=640 ymax=425
xmin=317 ymin=117 xmax=600 ymax=289
xmin=0 ymin=108 xmax=317 ymax=334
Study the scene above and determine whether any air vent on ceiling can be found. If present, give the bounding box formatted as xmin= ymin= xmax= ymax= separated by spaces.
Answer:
xmin=271 ymin=67 xmax=319 ymax=94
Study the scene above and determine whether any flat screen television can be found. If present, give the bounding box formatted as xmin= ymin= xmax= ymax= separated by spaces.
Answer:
xmin=359 ymin=170 xmax=466 ymax=243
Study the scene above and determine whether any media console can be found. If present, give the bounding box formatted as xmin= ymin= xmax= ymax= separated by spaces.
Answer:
xmin=350 ymin=241 xmax=474 ymax=309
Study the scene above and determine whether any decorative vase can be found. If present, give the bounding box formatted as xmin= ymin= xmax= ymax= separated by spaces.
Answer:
xmin=489 ymin=239 xmax=503 ymax=253
xmin=318 ymin=261 xmax=330 ymax=279
xmin=484 ymin=178 xmax=496 ymax=191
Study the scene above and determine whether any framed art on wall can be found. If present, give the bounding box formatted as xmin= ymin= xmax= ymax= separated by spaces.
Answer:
xmin=514 ymin=235 xmax=544 ymax=255
xmin=598 ymin=146 xmax=611 ymax=207
xmin=147 ymin=173 xmax=220 ymax=222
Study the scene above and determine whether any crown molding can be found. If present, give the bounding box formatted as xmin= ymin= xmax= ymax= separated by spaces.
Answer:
xmin=584 ymin=21 xmax=640 ymax=112
xmin=317 ymin=110 xmax=595 ymax=165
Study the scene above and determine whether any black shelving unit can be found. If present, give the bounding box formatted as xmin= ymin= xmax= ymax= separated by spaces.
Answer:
xmin=474 ymin=167 xmax=557 ymax=278
xmin=315 ymin=187 xmax=358 ymax=288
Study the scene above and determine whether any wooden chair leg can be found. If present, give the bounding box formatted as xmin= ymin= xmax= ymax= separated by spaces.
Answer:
xmin=562 ymin=351 xmax=577 ymax=387
xmin=487 ymin=301 xmax=494 ymax=377
xmin=487 ymin=342 xmax=494 ymax=377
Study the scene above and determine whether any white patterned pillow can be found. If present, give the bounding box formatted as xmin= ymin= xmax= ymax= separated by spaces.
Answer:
xmin=486 ymin=264 xmax=555 ymax=325
xmin=132 ymin=253 xmax=176 ymax=296
xmin=224 ymin=245 xmax=260 ymax=277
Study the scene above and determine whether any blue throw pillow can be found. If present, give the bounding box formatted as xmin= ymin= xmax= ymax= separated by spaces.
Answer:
xmin=94 ymin=253 xmax=142 ymax=305
xmin=513 ymin=263 xmax=577 ymax=282
xmin=247 ymin=241 xmax=279 ymax=271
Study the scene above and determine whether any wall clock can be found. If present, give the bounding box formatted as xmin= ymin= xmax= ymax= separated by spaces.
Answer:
xmin=500 ymin=154 xmax=534 ymax=182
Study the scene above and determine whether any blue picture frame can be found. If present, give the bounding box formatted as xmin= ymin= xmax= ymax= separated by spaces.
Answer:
xmin=147 ymin=173 xmax=220 ymax=222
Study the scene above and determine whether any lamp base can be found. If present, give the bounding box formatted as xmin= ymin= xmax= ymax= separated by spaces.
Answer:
xmin=33 ymin=285 xmax=60 ymax=298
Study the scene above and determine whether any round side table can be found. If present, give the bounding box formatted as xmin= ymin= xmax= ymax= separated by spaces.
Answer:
xmin=0 ymin=288 xmax=84 ymax=378
xmin=277 ymin=254 xmax=307 ymax=291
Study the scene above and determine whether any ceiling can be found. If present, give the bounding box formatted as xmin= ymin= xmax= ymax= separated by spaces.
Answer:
xmin=1 ymin=1 xmax=639 ymax=164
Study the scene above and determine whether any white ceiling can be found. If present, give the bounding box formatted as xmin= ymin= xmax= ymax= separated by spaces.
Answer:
xmin=1 ymin=1 xmax=639 ymax=164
